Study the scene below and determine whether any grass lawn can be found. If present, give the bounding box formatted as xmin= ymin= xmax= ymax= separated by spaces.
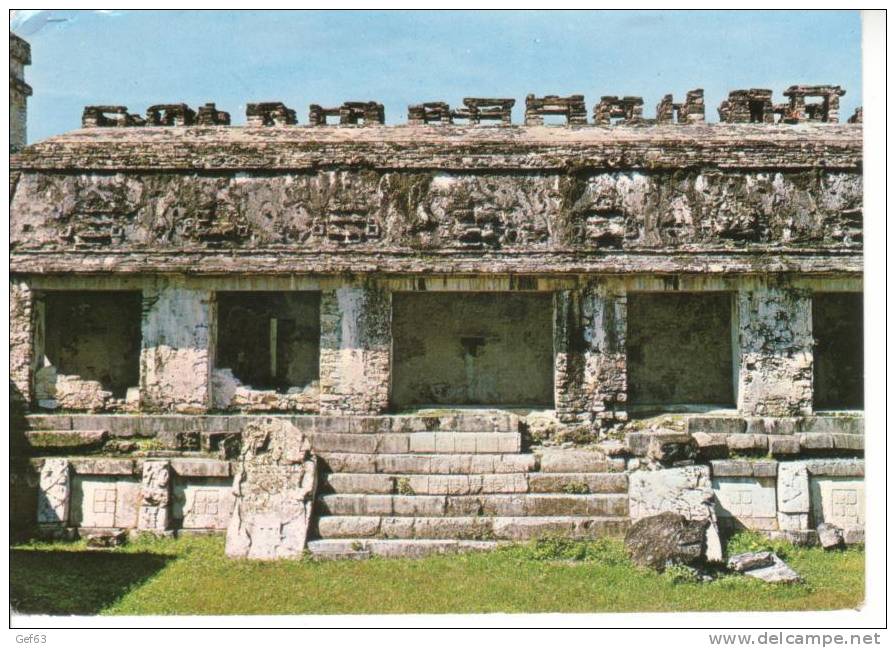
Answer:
xmin=10 ymin=533 xmax=864 ymax=616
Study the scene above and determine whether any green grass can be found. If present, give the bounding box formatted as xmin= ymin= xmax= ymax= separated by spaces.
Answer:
xmin=10 ymin=533 xmax=864 ymax=616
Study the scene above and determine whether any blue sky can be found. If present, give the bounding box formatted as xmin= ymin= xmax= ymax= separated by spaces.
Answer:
xmin=12 ymin=10 xmax=862 ymax=142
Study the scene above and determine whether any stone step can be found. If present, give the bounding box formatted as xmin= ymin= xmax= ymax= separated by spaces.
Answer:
xmin=308 ymin=538 xmax=499 ymax=560
xmin=316 ymin=493 xmax=629 ymax=517
xmin=321 ymin=472 xmax=628 ymax=495
xmin=536 ymin=450 xmax=624 ymax=473
xmin=319 ymin=452 xmax=536 ymax=474
xmin=24 ymin=429 xmax=107 ymax=451
xmin=314 ymin=515 xmax=630 ymax=541
xmin=25 ymin=412 xmax=522 ymax=435
xmin=308 ymin=432 xmax=520 ymax=455
xmin=525 ymin=472 xmax=629 ymax=494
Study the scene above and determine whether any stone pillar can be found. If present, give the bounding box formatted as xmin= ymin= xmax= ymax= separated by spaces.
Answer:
xmin=319 ymin=284 xmax=391 ymax=414
xmin=736 ymin=281 xmax=813 ymax=416
xmin=9 ymin=279 xmax=34 ymax=409
xmin=138 ymin=461 xmax=172 ymax=532
xmin=554 ymin=284 xmax=627 ymax=428
xmin=140 ymin=284 xmax=213 ymax=413
xmin=37 ymin=458 xmax=71 ymax=528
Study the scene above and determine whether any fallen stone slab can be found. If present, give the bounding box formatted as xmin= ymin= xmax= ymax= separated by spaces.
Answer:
xmin=727 ymin=550 xmax=775 ymax=572
xmin=625 ymin=511 xmax=709 ymax=572
xmin=817 ymin=522 xmax=844 ymax=550
xmin=84 ymin=529 xmax=128 ymax=548
xmin=728 ymin=551 xmax=801 ymax=584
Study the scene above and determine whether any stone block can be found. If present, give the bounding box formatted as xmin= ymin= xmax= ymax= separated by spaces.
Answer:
xmin=25 ymin=429 xmax=107 ymax=450
xmin=777 ymin=512 xmax=809 ymax=531
xmin=527 ymin=473 xmax=628 ymax=494
xmin=712 ymin=476 xmax=778 ymax=529
xmin=481 ymin=473 xmax=529 ymax=494
xmin=324 ymin=473 xmax=394 ymax=494
xmin=800 ymin=416 xmax=864 ymax=436
xmin=831 ymin=434 xmax=864 ymax=451
xmin=768 ymin=436 xmax=801 ymax=456
xmin=687 ymin=416 xmax=747 ymax=436
xmin=810 ymin=477 xmax=864 ymax=531
xmin=70 ymin=458 xmax=135 ymax=476
xmin=70 ymin=475 xmax=141 ymax=529
xmin=538 ymin=451 xmax=608 ymax=473
xmin=315 ymin=516 xmax=381 ymax=538
xmin=799 ymin=433 xmax=834 ymax=450
xmin=26 ymin=415 xmax=73 ymax=431
xmin=170 ymin=458 xmax=231 ymax=478
xmin=805 ymin=458 xmax=864 ymax=477
xmin=710 ymin=460 xmax=754 ymax=477
xmin=726 ymin=434 xmax=768 ymax=452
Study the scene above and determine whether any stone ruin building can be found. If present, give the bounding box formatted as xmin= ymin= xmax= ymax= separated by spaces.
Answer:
xmin=10 ymin=33 xmax=864 ymax=559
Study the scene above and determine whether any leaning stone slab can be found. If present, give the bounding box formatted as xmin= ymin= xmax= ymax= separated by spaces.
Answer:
xmin=628 ymin=465 xmax=722 ymax=562
xmin=226 ymin=418 xmax=318 ymax=560
xmin=817 ymin=522 xmax=844 ymax=550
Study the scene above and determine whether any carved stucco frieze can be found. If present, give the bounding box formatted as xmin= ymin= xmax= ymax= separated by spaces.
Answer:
xmin=10 ymin=169 xmax=863 ymax=255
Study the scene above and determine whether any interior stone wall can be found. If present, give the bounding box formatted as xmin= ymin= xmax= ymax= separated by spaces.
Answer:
xmin=42 ymin=291 xmax=142 ymax=397
xmin=216 ymin=292 xmax=320 ymax=390
xmin=392 ymin=292 xmax=554 ymax=408
xmin=626 ymin=292 xmax=735 ymax=406
xmin=813 ymin=292 xmax=863 ymax=409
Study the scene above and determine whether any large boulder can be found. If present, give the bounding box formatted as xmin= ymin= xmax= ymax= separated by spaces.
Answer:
xmin=629 ymin=465 xmax=723 ymax=562
xmin=225 ymin=418 xmax=318 ymax=560
xmin=624 ymin=512 xmax=709 ymax=572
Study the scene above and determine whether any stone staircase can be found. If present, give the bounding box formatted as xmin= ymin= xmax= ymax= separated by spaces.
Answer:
xmin=306 ymin=414 xmax=630 ymax=558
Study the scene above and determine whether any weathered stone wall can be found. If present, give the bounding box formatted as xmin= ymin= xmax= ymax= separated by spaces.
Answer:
xmin=392 ymin=292 xmax=554 ymax=407
xmin=141 ymin=284 xmax=213 ymax=413
xmin=9 ymin=32 xmax=31 ymax=152
xmin=319 ymin=285 xmax=391 ymax=414
xmin=627 ymin=292 xmax=735 ymax=406
xmin=10 ymin=280 xmax=34 ymax=408
xmin=737 ymin=282 xmax=814 ymax=417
